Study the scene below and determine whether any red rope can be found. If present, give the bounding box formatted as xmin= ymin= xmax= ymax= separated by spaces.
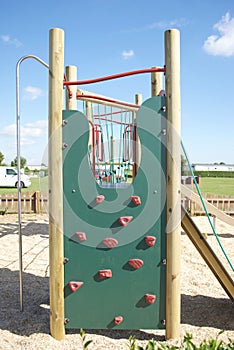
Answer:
xmin=64 ymin=67 xmax=165 ymax=86
xmin=76 ymin=94 xmax=139 ymax=109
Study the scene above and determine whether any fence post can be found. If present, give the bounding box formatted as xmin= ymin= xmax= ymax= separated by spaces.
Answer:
xmin=34 ymin=191 xmax=40 ymax=213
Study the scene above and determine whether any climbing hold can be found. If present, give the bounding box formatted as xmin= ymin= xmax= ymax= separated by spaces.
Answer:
xmin=76 ymin=232 xmax=87 ymax=241
xmin=102 ymin=238 xmax=118 ymax=248
xmin=68 ymin=281 xmax=84 ymax=292
xmin=131 ymin=195 xmax=141 ymax=206
xmin=114 ymin=316 xmax=123 ymax=325
xmin=96 ymin=195 xmax=105 ymax=204
xmin=145 ymin=236 xmax=156 ymax=247
xmin=145 ymin=294 xmax=156 ymax=305
xmin=98 ymin=269 xmax=112 ymax=279
xmin=118 ymin=216 xmax=133 ymax=226
xmin=128 ymin=258 xmax=144 ymax=269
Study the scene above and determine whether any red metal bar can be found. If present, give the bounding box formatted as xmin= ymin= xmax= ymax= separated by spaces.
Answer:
xmin=64 ymin=67 xmax=165 ymax=86
xmin=63 ymin=74 xmax=72 ymax=98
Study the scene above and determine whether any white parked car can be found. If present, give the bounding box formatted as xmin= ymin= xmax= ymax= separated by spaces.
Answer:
xmin=0 ymin=167 xmax=31 ymax=188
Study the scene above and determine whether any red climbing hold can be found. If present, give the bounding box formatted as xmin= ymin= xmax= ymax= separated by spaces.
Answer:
xmin=68 ymin=281 xmax=84 ymax=292
xmin=131 ymin=195 xmax=141 ymax=206
xmin=96 ymin=195 xmax=105 ymax=204
xmin=145 ymin=235 xmax=156 ymax=247
xmin=145 ymin=294 xmax=156 ymax=305
xmin=118 ymin=216 xmax=133 ymax=226
xmin=114 ymin=316 xmax=123 ymax=325
xmin=76 ymin=232 xmax=87 ymax=241
xmin=128 ymin=258 xmax=144 ymax=269
xmin=102 ymin=238 xmax=118 ymax=248
xmin=98 ymin=269 xmax=112 ymax=279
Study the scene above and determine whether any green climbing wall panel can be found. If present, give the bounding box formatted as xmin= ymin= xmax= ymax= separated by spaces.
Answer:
xmin=63 ymin=96 xmax=167 ymax=329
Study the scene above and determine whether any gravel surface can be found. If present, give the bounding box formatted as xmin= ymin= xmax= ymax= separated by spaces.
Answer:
xmin=0 ymin=213 xmax=233 ymax=349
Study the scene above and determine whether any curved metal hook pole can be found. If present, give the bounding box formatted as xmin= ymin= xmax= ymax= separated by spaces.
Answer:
xmin=16 ymin=55 xmax=49 ymax=311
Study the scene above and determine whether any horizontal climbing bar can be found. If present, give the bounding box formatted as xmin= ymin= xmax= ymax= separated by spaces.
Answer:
xmin=77 ymin=93 xmax=139 ymax=111
xmin=64 ymin=67 xmax=165 ymax=86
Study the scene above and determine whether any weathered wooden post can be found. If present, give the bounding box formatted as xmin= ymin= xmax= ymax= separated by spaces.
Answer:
xmin=165 ymin=28 xmax=181 ymax=339
xmin=48 ymin=27 xmax=65 ymax=340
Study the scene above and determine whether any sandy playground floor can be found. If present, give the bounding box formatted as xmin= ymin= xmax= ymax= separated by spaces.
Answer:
xmin=0 ymin=213 xmax=233 ymax=349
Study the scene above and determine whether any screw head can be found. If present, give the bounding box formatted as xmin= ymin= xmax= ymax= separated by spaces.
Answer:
xmin=161 ymin=259 xmax=166 ymax=265
xmin=64 ymin=318 xmax=70 ymax=324
xmin=64 ymin=257 xmax=69 ymax=264
xmin=62 ymin=143 xmax=68 ymax=149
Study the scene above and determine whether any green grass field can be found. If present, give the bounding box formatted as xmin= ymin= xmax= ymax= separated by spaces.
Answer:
xmin=198 ymin=177 xmax=234 ymax=196
xmin=0 ymin=176 xmax=233 ymax=196
xmin=0 ymin=177 xmax=48 ymax=195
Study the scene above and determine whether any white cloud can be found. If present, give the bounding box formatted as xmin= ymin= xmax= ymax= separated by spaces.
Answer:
xmin=203 ymin=12 xmax=234 ymax=56
xmin=122 ymin=49 xmax=135 ymax=60
xmin=1 ymin=34 xmax=22 ymax=47
xmin=0 ymin=120 xmax=48 ymax=142
xmin=23 ymin=86 xmax=44 ymax=100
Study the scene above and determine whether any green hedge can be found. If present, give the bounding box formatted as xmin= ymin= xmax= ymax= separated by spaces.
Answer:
xmin=193 ymin=171 xmax=234 ymax=178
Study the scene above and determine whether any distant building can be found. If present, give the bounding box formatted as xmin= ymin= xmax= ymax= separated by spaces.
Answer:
xmin=192 ymin=164 xmax=234 ymax=172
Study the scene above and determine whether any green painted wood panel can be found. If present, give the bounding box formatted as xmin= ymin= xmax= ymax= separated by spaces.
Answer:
xmin=63 ymin=96 xmax=167 ymax=329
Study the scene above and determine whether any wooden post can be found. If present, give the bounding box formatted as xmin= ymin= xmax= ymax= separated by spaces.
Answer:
xmin=48 ymin=28 xmax=65 ymax=340
xmin=165 ymin=29 xmax=181 ymax=339
xmin=151 ymin=67 xmax=163 ymax=96
xmin=65 ymin=65 xmax=77 ymax=110
xmin=34 ymin=191 xmax=40 ymax=213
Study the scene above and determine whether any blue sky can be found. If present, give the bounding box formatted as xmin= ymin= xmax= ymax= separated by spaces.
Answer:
xmin=0 ymin=0 xmax=234 ymax=166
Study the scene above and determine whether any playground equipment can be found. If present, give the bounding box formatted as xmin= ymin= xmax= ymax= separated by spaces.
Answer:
xmin=48 ymin=27 xmax=181 ymax=341
xmin=16 ymin=27 xmax=234 ymax=342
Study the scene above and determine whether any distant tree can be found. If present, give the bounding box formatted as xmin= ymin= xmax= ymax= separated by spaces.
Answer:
xmin=219 ymin=162 xmax=225 ymax=165
xmin=0 ymin=152 xmax=4 ymax=165
xmin=11 ymin=156 xmax=27 ymax=169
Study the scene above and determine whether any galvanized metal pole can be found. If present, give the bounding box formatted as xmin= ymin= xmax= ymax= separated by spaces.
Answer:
xmin=16 ymin=55 xmax=49 ymax=312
